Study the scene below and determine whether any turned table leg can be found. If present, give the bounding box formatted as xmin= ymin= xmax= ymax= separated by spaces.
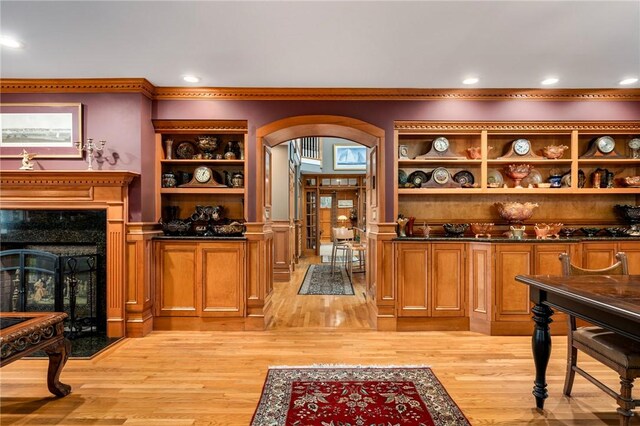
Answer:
xmin=44 ymin=337 xmax=72 ymax=397
xmin=532 ymin=303 xmax=553 ymax=409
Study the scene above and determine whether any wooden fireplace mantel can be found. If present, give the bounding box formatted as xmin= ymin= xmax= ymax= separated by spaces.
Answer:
xmin=0 ymin=170 xmax=140 ymax=338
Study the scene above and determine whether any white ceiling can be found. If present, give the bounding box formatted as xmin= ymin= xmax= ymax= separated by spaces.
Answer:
xmin=1 ymin=1 xmax=639 ymax=89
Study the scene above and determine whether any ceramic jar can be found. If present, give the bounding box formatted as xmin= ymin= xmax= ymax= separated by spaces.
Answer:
xmin=162 ymin=172 xmax=177 ymax=188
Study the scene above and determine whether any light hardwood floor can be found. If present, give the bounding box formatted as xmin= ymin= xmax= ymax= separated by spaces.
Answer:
xmin=1 ymin=256 xmax=636 ymax=425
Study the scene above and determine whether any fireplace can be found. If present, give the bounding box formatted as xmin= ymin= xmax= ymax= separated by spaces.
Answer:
xmin=0 ymin=209 xmax=106 ymax=337
xmin=0 ymin=171 xmax=138 ymax=338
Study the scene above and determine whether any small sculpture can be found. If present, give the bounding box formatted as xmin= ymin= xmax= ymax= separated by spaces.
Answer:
xmin=19 ymin=149 xmax=36 ymax=170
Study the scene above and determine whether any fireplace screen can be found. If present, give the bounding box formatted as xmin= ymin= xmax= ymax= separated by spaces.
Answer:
xmin=1 ymin=249 xmax=99 ymax=338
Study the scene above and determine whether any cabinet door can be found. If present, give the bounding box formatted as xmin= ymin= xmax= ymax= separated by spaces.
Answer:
xmin=619 ymin=242 xmax=640 ymax=275
xmin=534 ymin=244 xmax=576 ymax=275
xmin=155 ymin=242 xmax=198 ymax=317
xmin=396 ymin=243 xmax=430 ymax=317
xmin=431 ymin=243 xmax=466 ymax=317
xmin=495 ymin=244 xmax=533 ymax=322
xmin=468 ymin=243 xmax=492 ymax=323
xmin=200 ymin=242 xmax=245 ymax=317
xmin=582 ymin=242 xmax=617 ymax=270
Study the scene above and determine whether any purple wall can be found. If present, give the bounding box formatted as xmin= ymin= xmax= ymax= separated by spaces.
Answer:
xmin=1 ymin=93 xmax=154 ymax=221
xmin=2 ymin=93 xmax=639 ymax=222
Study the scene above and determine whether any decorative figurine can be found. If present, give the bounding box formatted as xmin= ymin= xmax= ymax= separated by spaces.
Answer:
xmin=19 ymin=149 xmax=36 ymax=170
xmin=397 ymin=215 xmax=409 ymax=237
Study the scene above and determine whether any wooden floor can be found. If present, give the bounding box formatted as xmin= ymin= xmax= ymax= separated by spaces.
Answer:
xmin=1 ymin=256 xmax=636 ymax=425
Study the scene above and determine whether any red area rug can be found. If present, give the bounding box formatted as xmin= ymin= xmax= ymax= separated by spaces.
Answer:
xmin=251 ymin=366 xmax=470 ymax=426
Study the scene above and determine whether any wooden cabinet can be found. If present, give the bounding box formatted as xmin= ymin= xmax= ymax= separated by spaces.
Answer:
xmin=154 ymin=240 xmax=245 ymax=318
xmin=494 ymin=244 xmax=533 ymax=322
xmin=152 ymin=120 xmax=248 ymax=224
xmin=583 ymin=241 xmax=640 ymax=274
xmin=396 ymin=242 xmax=465 ymax=318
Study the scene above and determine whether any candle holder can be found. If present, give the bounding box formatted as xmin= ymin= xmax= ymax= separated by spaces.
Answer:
xmin=76 ymin=138 xmax=106 ymax=171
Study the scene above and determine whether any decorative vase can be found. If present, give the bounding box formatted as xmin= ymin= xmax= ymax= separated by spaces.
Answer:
xmin=162 ymin=172 xmax=177 ymax=188
xmin=164 ymin=138 xmax=174 ymax=160
xmin=397 ymin=217 xmax=409 ymax=237
xmin=504 ymin=163 xmax=533 ymax=188
xmin=406 ymin=217 xmax=415 ymax=237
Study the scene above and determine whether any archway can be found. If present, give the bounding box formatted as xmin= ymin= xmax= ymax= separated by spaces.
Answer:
xmin=255 ymin=115 xmax=386 ymax=329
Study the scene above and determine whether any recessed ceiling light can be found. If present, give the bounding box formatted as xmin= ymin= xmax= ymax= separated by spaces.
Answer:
xmin=462 ymin=77 xmax=479 ymax=85
xmin=541 ymin=77 xmax=559 ymax=85
xmin=0 ymin=35 xmax=24 ymax=49
xmin=619 ymin=77 xmax=638 ymax=86
xmin=183 ymin=75 xmax=200 ymax=83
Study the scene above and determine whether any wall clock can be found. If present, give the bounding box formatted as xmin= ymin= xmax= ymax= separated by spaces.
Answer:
xmin=497 ymin=138 xmax=541 ymax=159
xmin=415 ymin=136 xmax=465 ymax=159
xmin=178 ymin=166 xmax=226 ymax=187
xmin=580 ymin=136 xmax=624 ymax=159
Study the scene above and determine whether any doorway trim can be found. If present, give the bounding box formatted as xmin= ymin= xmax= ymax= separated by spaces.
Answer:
xmin=255 ymin=115 xmax=385 ymax=329
xmin=255 ymin=115 xmax=385 ymax=224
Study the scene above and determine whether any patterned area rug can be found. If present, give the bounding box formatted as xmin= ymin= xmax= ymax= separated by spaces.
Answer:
xmin=298 ymin=264 xmax=354 ymax=296
xmin=251 ymin=366 xmax=470 ymax=426
xmin=320 ymin=255 xmax=359 ymax=264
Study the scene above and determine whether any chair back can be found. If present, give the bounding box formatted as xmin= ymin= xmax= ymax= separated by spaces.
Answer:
xmin=559 ymin=252 xmax=629 ymax=276
xmin=333 ymin=227 xmax=354 ymax=242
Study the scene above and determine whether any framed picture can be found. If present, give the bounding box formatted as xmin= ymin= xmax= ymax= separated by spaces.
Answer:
xmin=0 ymin=103 xmax=83 ymax=158
xmin=337 ymin=199 xmax=354 ymax=208
xmin=333 ymin=145 xmax=367 ymax=170
xmin=320 ymin=196 xmax=332 ymax=209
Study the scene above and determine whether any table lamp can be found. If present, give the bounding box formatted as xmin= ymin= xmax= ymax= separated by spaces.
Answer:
xmin=337 ymin=215 xmax=349 ymax=227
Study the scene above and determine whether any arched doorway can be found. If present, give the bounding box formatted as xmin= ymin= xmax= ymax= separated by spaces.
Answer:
xmin=255 ymin=115 xmax=386 ymax=329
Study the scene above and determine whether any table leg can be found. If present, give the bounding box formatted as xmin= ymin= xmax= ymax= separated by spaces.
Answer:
xmin=44 ymin=337 xmax=72 ymax=397
xmin=531 ymin=303 xmax=553 ymax=409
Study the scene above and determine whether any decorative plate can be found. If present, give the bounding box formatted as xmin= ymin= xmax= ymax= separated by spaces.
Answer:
xmin=175 ymin=141 xmax=196 ymax=159
xmin=487 ymin=169 xmax=504 ymax=187
xmin=453 ymin=170 xmax=475 ymax=186
xmin=398 ymin=169 xmax=408 ymax=185
xmin=561 ymin=173 xmax=571 ymax=188
xmin=408 ymin=170 xmax=429 ymax=187
xmin=521 ymin=169 xmax=542 ymax=187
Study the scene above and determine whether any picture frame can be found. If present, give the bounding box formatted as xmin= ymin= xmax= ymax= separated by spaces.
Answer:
xmin=333 ymin=145 xmax=367 ymax=170
xmin=337 ymin=199 xmax=354 ymax=208
xmin=0 ymin=103 xmax=83 ymax=158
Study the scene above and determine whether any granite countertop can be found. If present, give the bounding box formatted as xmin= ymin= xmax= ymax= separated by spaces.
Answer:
xmin=394 ymin=236 xmax=640 ymax=243
xmin=154 ymin=235 xmax=247 ymax=240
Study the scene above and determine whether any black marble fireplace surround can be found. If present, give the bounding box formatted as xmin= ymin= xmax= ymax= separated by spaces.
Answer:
xmin=0 ymin=209 xmax=115 ymax=357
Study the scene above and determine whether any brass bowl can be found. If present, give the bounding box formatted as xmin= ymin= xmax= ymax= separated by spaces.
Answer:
xmin=495 ymin=202 xmax=539 ymax=224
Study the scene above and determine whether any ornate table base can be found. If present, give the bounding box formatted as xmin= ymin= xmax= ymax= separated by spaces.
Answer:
xmin=1 ymin=312 xmax=71 ymax=397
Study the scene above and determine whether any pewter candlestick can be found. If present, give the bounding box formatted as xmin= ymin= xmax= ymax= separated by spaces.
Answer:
xmin=76 ymin=138 xmax=106 ymax=171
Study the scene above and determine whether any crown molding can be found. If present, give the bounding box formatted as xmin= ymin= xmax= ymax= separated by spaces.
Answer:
xmin=1 ymin=79 xmax=640 ymax=101
xmin=152 ymin=119 xmax=247 ymax=133
xmin=1 ymin=78 xmax=156 ymax=99
xmin=153 ymin=87 xmax=640 ymax=101
xmin=395 ymin=120 xmax=640 ymax=133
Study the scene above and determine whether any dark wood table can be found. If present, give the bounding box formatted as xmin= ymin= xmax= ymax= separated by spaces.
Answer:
xmin=515 ymin=274 xmax=640 ymax=410
xmin=0 ymin=312 xmax=71 ymax=397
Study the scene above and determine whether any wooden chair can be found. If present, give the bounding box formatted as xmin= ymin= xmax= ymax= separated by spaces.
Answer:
xmin=331 ymin=227 xmax=353 ymax=275
xmin=559 ymin=252 xmax=640 ymax=425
